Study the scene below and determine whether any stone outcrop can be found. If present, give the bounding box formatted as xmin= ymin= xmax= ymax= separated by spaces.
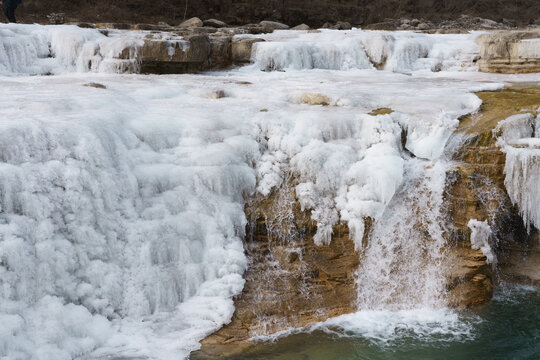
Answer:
xmin=231 ymin=38 xmax=264 ymax=63
xmin=291 ymin=23 xmax=310 ymax=30
xmin=203 ymin=18 xmax=228 ymax=28
xmin=478 ymin=30 xmax=540 ymax=73
xmin=445 ymin=86 xmax=540 ymax=300
xmin=193 ymin=183 xmax=361 ymax=358
xmin=140 ymin=34 xmax=213 ymax=74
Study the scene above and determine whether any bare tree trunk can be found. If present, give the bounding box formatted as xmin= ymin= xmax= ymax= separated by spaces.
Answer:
xmin=184 ymin=0 xmax=188 ymax=20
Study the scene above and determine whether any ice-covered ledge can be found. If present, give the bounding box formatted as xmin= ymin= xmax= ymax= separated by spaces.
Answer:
xmin=477 ymin=29 xmax=540 ymax=73
xmin=0 ymin=23 xmax=266 ymax=75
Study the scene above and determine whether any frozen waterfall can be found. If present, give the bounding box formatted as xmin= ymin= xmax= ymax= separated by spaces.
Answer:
xmin=249 ymin=30 xmax=481 ymax=73
xmin=0 ymin=24 xmax=145 ymax=75
xmin=498 ymin=112 xmax=540 ymax=233
xmin=1 ymin=23 xmax=537 ymax=360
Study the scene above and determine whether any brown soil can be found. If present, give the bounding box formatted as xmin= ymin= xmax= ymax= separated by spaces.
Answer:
xmin=10 ymin=1 xmax=540 ymax=27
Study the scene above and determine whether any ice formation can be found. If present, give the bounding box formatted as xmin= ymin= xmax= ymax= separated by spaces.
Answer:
xmin=0 ymin=24 xmax=152 ymax=75
xmin=0 ymin=75 xmax=257 ymax=359
xmin=468 ymin=219 xmax=496 ymax=265
xmin=249 ymin=30 xmax=481 ymax=73
xmin=1 ymin=23 xmax=539 ymax=359
xmin=497 ymin=112 xmax=540 ymax=233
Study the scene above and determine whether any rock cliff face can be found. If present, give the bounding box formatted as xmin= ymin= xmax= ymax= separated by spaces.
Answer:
xmin=17 ymin=0 xmax=540 ymax=27
xmin=194 ymin=182 xmax=361 ymax=358
xmin=449 ymin=87 xmax=540 ymax=288
xmin=478 ymin=30 xmax=540 ymax=73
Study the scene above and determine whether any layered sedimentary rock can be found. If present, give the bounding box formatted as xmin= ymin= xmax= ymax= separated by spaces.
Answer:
xmin=194 ymin=183 xmax=361 ymax=358
xmin=448 ymin=87 xmax=540 ymax=290
xmin=478 ymin=30 xmax=540 ymax=73
xmin=118 ymin=23 xmax=270 ymax=73
xmin=102 ymin=27 xmax=265 ymax=74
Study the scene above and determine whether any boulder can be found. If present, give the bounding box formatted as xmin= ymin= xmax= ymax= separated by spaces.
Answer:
xmin=179 ymin=17 xmax=203 ymax=28
xmin=297 ymin=93 xmax=332 ymax=106
xmin=259 ymin=20 xmax=290 ymax=30
xmin=232 ymin=38 xmax=264 ymax=63
xmin=203 ymin=18 xmax=227 ymax=28
xmin=291 ymin=23 xmax=310 ymax=30
xmin=335 ymin=21 xmax=352 ymax=30
xmin=416 ymin=22 xmax=430 ymax=30
xmin=204 ymin=90 xmax=227 ymax=99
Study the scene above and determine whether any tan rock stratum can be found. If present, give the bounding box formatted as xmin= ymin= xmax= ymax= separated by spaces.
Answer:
xmin=478 ymin=30 xmax=540 ymax=73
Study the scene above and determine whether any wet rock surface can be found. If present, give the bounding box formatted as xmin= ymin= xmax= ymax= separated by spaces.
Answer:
xmin=446 ymin=86 xmax=540 ymax=300
xmin=192 ymin=183 xmax=361 ymax=359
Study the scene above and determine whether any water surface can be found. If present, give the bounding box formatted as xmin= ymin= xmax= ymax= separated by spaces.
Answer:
xmin=231 ymin=285 xmax=540 ymax=360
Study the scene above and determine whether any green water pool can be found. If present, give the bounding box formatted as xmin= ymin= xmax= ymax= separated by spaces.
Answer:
xmin=228 ymin=284 xmax=540 ymax=360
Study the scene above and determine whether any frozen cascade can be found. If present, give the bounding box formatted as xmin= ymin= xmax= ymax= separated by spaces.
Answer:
xmin=503 ymin=144 xmax=540 ymax=233
xmin=254 ymin=109 xmax=405 ymax=248
xmin=0 ymin=24 xmax=144 ymax=75
xmin=250 ymin=30 xmax=481 ymax=73
xmin=356 ymin=160 xmax=450 ymax=310
xmin=252 ymin=38 xmax=374 ymax=71
xmin=498 ymin=112 xmax=540 ymax=233
xmin=0 ymin=78 xmax=258 ymax=359
xmin=0 ymin=25 xmax=523 ymax=358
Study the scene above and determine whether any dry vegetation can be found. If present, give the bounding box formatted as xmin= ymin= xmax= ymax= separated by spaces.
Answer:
xmin=14 ymin=0 xmax=540 ymax=27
